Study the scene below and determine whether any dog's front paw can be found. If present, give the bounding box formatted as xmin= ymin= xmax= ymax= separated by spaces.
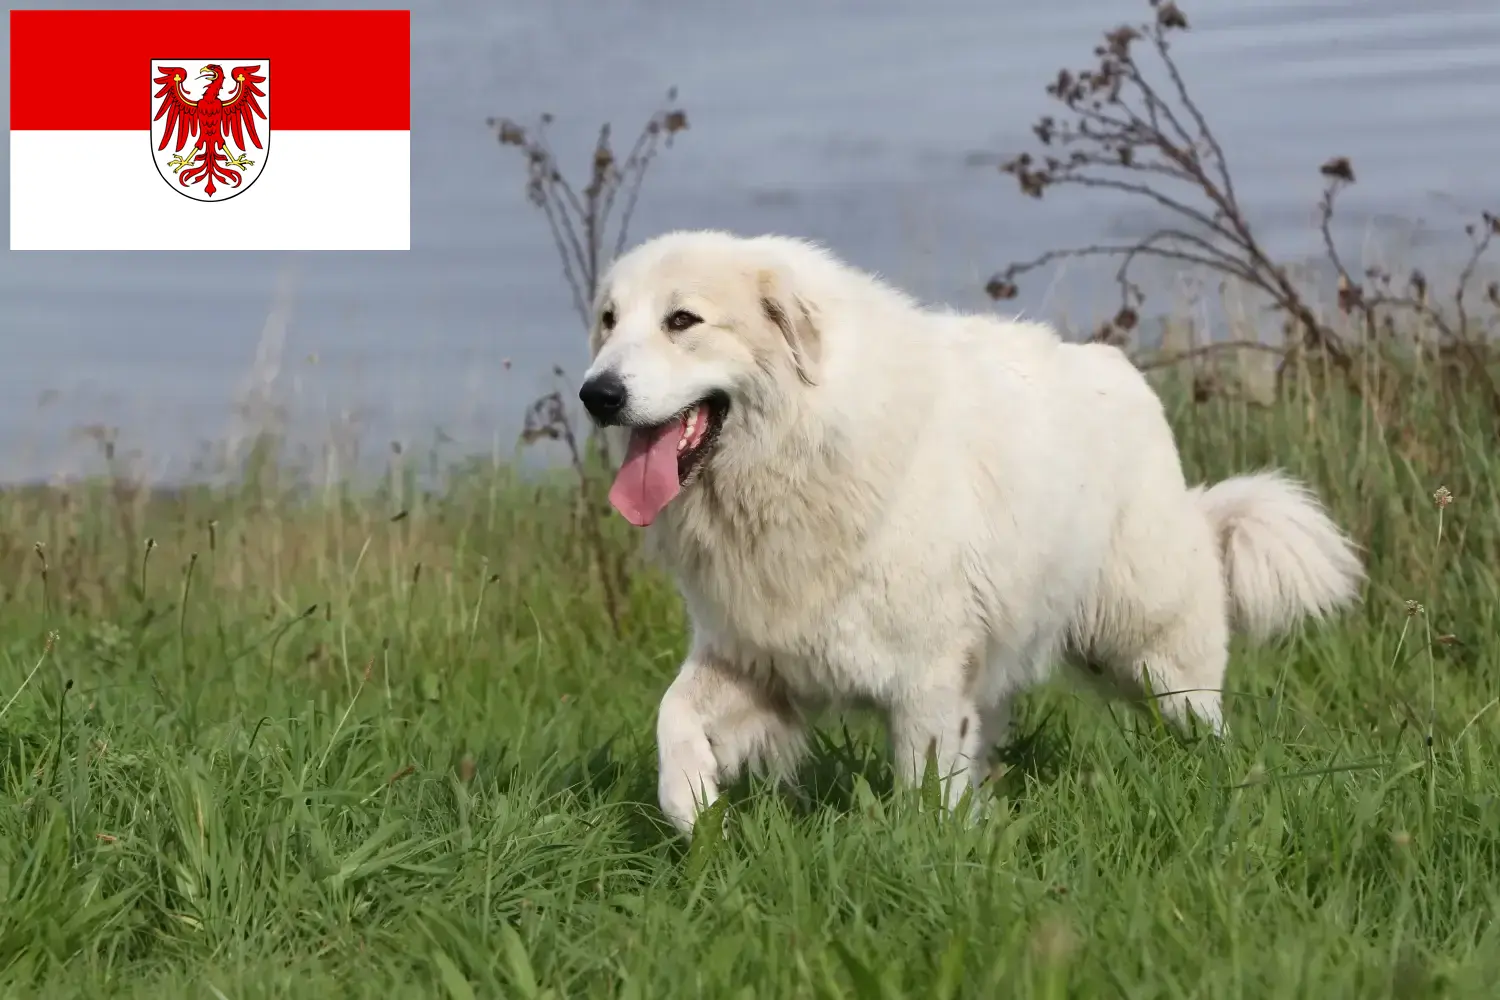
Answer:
xmin=658 ymin=744 xmax=721 ymax=838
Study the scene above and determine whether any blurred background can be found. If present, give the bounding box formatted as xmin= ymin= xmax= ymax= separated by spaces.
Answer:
xmin=3 ymin=0 xmax=1497 ymax=484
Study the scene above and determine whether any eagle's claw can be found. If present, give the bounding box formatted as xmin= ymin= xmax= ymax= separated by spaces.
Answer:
xmin=224 ymin=151 xmax=254 ymax=170
xmin=167 ymin=152 xmax=197 ymax=173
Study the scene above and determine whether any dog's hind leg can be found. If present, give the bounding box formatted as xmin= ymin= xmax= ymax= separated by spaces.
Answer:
xmin=656 ymin=651 xmax=807 ymax=837
xmin=1085 ymin=521 xmax=1233 ymax=735
xmin=1103 ymin=615 xmax=1230 ymax=735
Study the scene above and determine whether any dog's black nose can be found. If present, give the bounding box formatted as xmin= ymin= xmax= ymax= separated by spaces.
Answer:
xmin=579 ymin=371 xmax=628 ymax=423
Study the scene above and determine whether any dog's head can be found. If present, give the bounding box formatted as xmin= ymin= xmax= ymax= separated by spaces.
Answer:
xmin=578 ymin=230 xmax=824 ymax=527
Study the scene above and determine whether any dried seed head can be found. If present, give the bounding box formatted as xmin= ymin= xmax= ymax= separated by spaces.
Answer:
xmin=1336 ymin=274 xmax=1363 ymax=313
xmin=1408 ymin=269 xmax=1428 ymax=305
xmin=1432 ymin=486 xmax=1453 ymax=509
xmin=1405 ymin=600 xmax=1424 ymax=618
xmin=1105 ymin=25 xmax=1140 ymax=58
xmin=490 ymin=118 xmax=527 ymax=146
xmin=1319 ymin=157 xmax=1355 ymax=183
xmin=1156 ymin=1 xmax=1188 ymax=30
xmin=985 ymin=277 xmax=1019 ymax=301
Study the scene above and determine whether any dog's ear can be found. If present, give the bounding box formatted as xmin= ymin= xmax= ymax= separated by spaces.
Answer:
xmin=757 ymin=268 xmax=822 ymax=386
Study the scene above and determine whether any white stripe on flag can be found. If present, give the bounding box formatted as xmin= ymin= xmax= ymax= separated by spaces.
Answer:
xmin=10 ymin=130 xmax=410 ymax=251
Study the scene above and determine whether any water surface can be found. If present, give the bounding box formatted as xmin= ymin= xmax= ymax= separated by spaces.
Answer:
xmin=3 ymin=0 xmax=1497 ymax=481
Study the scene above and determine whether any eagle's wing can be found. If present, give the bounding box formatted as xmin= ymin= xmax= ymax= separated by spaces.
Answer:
xmin=220 ymin=65 xmax=268 ymax=153
xmin=152 ymin=66 xmax=198 ymax=152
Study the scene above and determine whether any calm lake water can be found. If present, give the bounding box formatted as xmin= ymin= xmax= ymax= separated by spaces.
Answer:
xmin=3 ymin=0 xmax=1498 ymax=482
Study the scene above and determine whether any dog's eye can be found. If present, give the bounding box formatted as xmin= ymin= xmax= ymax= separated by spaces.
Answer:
xmin=665 ymin=309 xmax=702 ymax=332
xmin=600 ymin=308 xmax=616 ymax=331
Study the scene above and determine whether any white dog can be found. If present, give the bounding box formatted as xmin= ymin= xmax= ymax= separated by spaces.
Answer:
xmin=577 ymin=230 xmax=1364 ymax=836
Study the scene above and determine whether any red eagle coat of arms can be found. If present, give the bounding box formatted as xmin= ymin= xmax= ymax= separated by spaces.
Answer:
xmin=151 ymin=59 xmax=270 ymax=201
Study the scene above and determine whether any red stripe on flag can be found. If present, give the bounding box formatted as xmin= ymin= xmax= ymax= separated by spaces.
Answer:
xmin=10 ymin=9 xmax=410 ymax=131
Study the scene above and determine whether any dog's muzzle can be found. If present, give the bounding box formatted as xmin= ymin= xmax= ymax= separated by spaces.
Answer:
xmin=579 ymin=371 xmax=628 ymax=425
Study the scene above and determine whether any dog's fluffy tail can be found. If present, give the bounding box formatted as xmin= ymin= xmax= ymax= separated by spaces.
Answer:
xmin=1194 ymin=470 xmax=1364 ymax=641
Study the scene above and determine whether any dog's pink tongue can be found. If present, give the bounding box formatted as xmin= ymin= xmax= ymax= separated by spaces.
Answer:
xmin=609 ymin=425 xmax=681 ymax=526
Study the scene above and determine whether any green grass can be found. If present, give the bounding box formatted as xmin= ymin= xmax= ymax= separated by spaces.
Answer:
xmin=2 ymin=355 xmax=1498 ymax=998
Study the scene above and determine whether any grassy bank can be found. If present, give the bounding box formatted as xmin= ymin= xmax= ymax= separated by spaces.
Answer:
xmin=1 ymin=342 xmax=1497 ymax=998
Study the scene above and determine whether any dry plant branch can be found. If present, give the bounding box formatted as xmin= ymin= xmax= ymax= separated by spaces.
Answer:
xmin=986 ymin=0 xmax=1499 ymax=409
xmin=1317 ymin=174 xmax=1500 ymax=413
xmin=519 ymin=379 xmax=626 ymax=636
xmin=489 ymin=93 xmax=690 ymax=635
xmin=489 ymin=91 xmax=689 ymax=329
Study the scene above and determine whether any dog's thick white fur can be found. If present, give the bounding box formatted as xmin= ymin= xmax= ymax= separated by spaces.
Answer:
xmin=580 ymin=230 xmax=1364 ymax=836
